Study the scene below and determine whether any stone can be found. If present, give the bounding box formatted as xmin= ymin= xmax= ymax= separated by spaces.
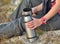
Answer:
xmin=0 ymin=30 xmax=60 ymax=44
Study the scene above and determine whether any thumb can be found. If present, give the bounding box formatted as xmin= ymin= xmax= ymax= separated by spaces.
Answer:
xmin=32 ymin=17 xmax=36 ymax=20
xmin=32 ymin=14 xmax=36 ymax=16
xmin=32 ymin=8 xmax=35 ymax=14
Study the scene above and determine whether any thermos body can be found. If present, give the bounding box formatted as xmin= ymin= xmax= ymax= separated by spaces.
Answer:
xmin=23 ymin=8 xmax=37 ymax=42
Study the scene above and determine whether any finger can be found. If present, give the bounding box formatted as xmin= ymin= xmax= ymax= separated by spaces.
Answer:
xmin=28 ymin=24 xmax=37 ymax=29
xmin=31 ymin=26 xmax=37 ymax=30
xmin=32 ymin=8 xmax=35 ymax=14
xmin=26 ymin=23 xmax=36 ymax=29
xmin=32 ymin=14 xmax=36 ymax=16
xmin=22 ymin=11 xmax=25 ymax=15
xmin=27 ymin=22 xmax=33 ymax=26
xmin=27 ymin=24 xmax=34 ymax=28
xmin=27 ymin=23 xmax=33 ymax=26
xmin=28 ymin=21 xmax=33 ymax=23
xmin=27 ymin=21 xmax=33 ymax=25
xmin=26 ymin=22 xmax=35 ymax=28
xmin=32 ymin=17 xmax=36 ymax=20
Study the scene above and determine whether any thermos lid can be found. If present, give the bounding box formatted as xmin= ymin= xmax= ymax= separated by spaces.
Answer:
xmin=23 ymin=8 xmax=32 ymax=16
xmin=23 ymin=8 xmax=32 ymax=12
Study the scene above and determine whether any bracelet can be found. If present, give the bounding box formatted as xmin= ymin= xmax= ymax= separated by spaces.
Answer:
xmin=40 ymin=17 xmax=47 ymax=24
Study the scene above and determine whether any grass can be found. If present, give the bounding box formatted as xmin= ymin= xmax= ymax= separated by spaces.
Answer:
xmin=0 ymin=0 xmax=11 ymax=23
xmin=35 ymin=27 xmax=44 ymax=36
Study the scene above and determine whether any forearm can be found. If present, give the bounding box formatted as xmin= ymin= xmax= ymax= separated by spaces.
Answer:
xmin=36 ymin=3 xmax=43 ymax=12
xmin=33 ymin=3 xmax=43 ymax=12
xmin=43 ymin=3 xmax=60 ymax=21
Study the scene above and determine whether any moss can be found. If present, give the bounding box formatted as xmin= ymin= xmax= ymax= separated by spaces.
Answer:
xmin=0 ymin=0 xmax=11 ymax=5
xmin=35 ymin=28 xmax=44 ymax=36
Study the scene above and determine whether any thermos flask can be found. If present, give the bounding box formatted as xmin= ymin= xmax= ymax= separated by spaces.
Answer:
xmin=22 ymin=8 xmax=37 ymax=42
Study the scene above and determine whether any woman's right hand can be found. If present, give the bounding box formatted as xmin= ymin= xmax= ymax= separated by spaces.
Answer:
xmin=26 ymin=17 xmax=42 ymax=29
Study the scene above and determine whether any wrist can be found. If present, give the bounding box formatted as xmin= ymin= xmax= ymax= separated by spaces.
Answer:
xmin=40 ymin=17 xmax=47 ymax=24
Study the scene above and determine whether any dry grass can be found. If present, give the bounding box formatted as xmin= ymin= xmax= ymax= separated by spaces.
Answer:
xmin=0 ymin=36 xmax=23 ymax=44
xmin=0 ymin=14 xmax=11 ymax=23
xmin=0 ymin=0 xmax=11 ymax=23
xmin=0 ymin=0 xmax=11 ymax=6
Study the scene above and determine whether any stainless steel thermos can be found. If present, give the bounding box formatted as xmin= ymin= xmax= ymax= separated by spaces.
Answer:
xmin=22 ymin=8 xmax=37 ymax=42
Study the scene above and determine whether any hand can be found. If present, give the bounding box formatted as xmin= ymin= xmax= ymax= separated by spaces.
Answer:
xmin=32 ymin=7 xmax=37 ymax=14
xmin=26 ymin=17 xmax=42 ymax=29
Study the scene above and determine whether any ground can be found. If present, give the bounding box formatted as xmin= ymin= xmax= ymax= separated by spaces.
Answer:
xmin=0 ymin=30 xmax=60 ymax=44
xmin=0 ymin=0 xmax=22 ymax=23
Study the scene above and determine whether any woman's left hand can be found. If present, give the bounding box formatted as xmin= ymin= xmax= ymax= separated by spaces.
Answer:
xmin=26 ymin=17 xmax=42 ymax=29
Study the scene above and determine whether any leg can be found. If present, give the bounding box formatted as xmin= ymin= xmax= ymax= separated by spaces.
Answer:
xmin=10 ymin=0 xmax=30 ymax=20
xmin=10 ymin=0 xmax=42 ymax=20
xmin=0 ymin=17 xmax=24 ymax=39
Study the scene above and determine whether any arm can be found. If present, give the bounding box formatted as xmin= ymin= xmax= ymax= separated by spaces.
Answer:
xmin=32 ymin=3 xmax=43 ymax=14
xmin=35 ymin=3 xmax=43 ymax=12
xmin=43 ymin=0 xmax=60 ymax=21
xmin=26 ymin=0 xmax=60 ymax=29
